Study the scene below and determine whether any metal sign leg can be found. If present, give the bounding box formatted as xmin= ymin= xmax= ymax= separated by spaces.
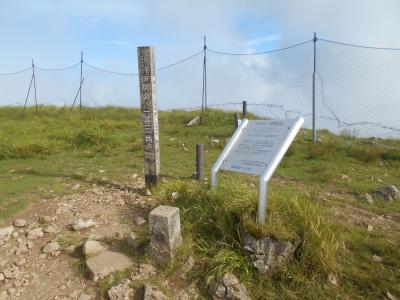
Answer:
xmin=258 ymin=180 xmax=268 ymax=224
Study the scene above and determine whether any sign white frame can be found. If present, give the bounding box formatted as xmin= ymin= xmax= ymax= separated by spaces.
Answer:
xmin=211 ymin=117 xmax=304 ymax=224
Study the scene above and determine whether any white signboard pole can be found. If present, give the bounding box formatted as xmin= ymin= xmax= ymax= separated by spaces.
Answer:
xmin=211 ymin=117 xmax=304 ymax=224
xmin=257 ymin=118 xmax=304 ymax=223
xmin=211 ymin=119 xmax=249 ymax=187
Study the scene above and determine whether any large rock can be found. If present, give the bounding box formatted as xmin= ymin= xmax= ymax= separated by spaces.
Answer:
xmin=83 ymin=240 xmax=108 ymax=257
xmin=375 ymin=185 xmax=400 ymax=201
xmin=86 ymin=251 xmax=133 ymax=281
xmin=149 ymin=206 xmax=182 ymax=264
xmin=241 ymin=232 xmax=298 ymax=274
xmin=143 ymin=285 xmax=167 ymax=300
xmin=209 ymin=273 xmax=250 ymax=300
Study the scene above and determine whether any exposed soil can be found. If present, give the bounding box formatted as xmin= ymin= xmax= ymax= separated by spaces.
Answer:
xmin=0 ymin=178 xmax=157 ymax=299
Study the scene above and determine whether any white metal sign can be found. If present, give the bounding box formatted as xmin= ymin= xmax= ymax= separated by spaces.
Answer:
xmin=221 ymin=120 xmax=299 ymax=175
xmin=211 ymin=117 xmax=304 ymax=223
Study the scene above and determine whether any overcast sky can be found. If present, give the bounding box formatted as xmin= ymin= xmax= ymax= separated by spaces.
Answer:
xmin=1 ymin=0 xmax=399 ymax=136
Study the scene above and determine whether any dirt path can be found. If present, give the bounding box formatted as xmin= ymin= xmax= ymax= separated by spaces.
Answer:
xmin=0 ymin=178 xmax=154 ymax=299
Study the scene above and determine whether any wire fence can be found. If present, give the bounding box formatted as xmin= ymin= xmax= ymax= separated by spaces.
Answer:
xmin=0 ymin=35 xmax=399 ymax=142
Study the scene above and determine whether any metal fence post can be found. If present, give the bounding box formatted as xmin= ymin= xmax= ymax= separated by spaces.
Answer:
xmin=32 ymin=59 xmax=38 ymax=114
xmin=201 ymin=36 xmax=207 ymax=123
xmin=80 ymin=51 xmax=83 ymax=111
xmin=234 ymin=112 xmax=239 ymax=130
xmin=312 ymin=32 xmax=317 ymax=143
xmin=242 ymin=100 xmax=247 ymax=118
xmin=196 ymin=144 xmax=204 ymax=181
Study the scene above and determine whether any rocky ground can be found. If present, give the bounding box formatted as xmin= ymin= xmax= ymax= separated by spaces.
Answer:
xmin=0 ymin=177 xmax=202 ymax=300
xmin=1 ymin=172 xmax=398 ymax=300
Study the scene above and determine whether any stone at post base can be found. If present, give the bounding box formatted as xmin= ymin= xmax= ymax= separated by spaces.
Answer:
xmin=149 ymin=205 xmax=182 ymax=265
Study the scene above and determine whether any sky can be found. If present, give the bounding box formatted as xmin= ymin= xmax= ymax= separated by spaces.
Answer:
xmin=1 ymin=0 xmax=400 ymax=136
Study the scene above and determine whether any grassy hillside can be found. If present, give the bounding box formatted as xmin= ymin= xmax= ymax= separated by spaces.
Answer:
xmin=0 ymin=106 xmax=399 ymax=299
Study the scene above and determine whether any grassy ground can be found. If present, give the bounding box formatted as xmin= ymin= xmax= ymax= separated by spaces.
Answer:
xmin=0 ymin=106 xmax=399 ymax=299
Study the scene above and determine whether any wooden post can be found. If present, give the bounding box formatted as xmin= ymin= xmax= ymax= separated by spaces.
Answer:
xmin=137 ymin=47 xmax=161 ymax=187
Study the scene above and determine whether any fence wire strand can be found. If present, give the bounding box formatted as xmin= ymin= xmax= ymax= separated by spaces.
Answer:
xmin=207 ymin=39 xmax=313 ymax=55
xmin=0 ymin=66 xmax=32 ymax=76
xmin=0 ymin=37 xmax=399 ymax=141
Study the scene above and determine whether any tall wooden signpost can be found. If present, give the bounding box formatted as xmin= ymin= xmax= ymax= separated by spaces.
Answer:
xmin=137 ymin=47 xmax=161 ymax=187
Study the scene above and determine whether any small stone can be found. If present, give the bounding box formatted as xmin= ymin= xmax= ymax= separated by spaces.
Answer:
xmin=12 ymin=231 xmax=19 ymax=239
xmin=376 ymin=185 xmax=400 ymax=201
xmin=78 ymin=293 xmax=91 ymax=300
xmin=0 ymin=273 xmax=4 ymax=281
xmin=86 ymin=251 xmax=133 ymax=281
xmin=27 ymin=228 xmax=43 ymax=239
xmin=143 ymin=285 xmax=166 ymax=300
xmin=328 ymin=273 xmax=338 ymax=286
xmin=42 ymin=241 xmax=60 ymax=254
xmin=134 ymin=216 xmax=146 ymax=226
xmin=186 ymin=116 xmax=200 ymax=127
xmin=367 ymin=224 xmax=373 ymax=232
xmin=107 ymin=281 xmax=134 ymax=300
xmin=129 ymin=173 xmax=138 ymax=180
xmin=72 ymin=219 xmax=96 ymax=231
xmin=210 ymin=138 xmax=219 ymax=144
xmin=340 ymin=174 xmax=349 ymax=180
xmin=127 ymin=232 xmax=142 ymax=250
xmin=71 ymin=184 xmax=81 ymax=190
xmin=209 ymin=273 xmax=250 ymax=300
xmin=3 ymin=269 xmax=14 ymax=279
xmin=175 ymin=283 xmax=200 ymax=300
xmin=0 ymin=226 xmax=14 ymax=240
xmin=131 ymin=263 xmax=157 ymax=281
xmin=114 ymin=231 xmax=124 ymax=240
xmin=361 ymin=193 xmax=374 ymax=204
xmin=13 ymin=219 xmax=28 ymax=228
xmin=26 ymin=240 xmax=34 ymax=249
xmin=43 ymin=225 xmax=57 ymax=233
xmin=386 ymin=292 xmax=397 ymax=300
xmin=83 ymin=240 xmax=109 ymax=257
xmin=178 ymin=256 xmax=195 ymax=279
xmin=14 ymin=259 xmax=26 ymax=267
xmin=145 ymin=190 xmax=152 ymax=196
xmin=38 ymin=216 xmax=52 ymax=224
xmin=64 ymin=245 xmax=78 ymax=254
xmin=372 ymin=255 xmax=382 ymax=262
xmin=171 ymin=192 xmax=179 ymax=199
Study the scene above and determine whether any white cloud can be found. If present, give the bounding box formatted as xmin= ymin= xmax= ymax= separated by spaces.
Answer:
xmin=0 ymin=0 xmax=399 ymax=136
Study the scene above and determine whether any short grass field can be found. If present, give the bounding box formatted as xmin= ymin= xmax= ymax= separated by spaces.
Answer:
xmin=1 ymin=106 xmax=399 ymax=299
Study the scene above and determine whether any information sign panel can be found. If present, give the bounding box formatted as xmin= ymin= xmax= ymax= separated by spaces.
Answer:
xmin=221 ymin=119 xmax=300 ymax=175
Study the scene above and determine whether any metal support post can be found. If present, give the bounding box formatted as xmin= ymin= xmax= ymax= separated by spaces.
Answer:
xmin=196 ymin=144 xmax=204 ymax=181
xmin=80 ymin=51 xmax=83 ymax=110
xmin=312 ymin=32 xmax=317 ymax=143
xmin=242 ymin=101 xmax=247 ymax=118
